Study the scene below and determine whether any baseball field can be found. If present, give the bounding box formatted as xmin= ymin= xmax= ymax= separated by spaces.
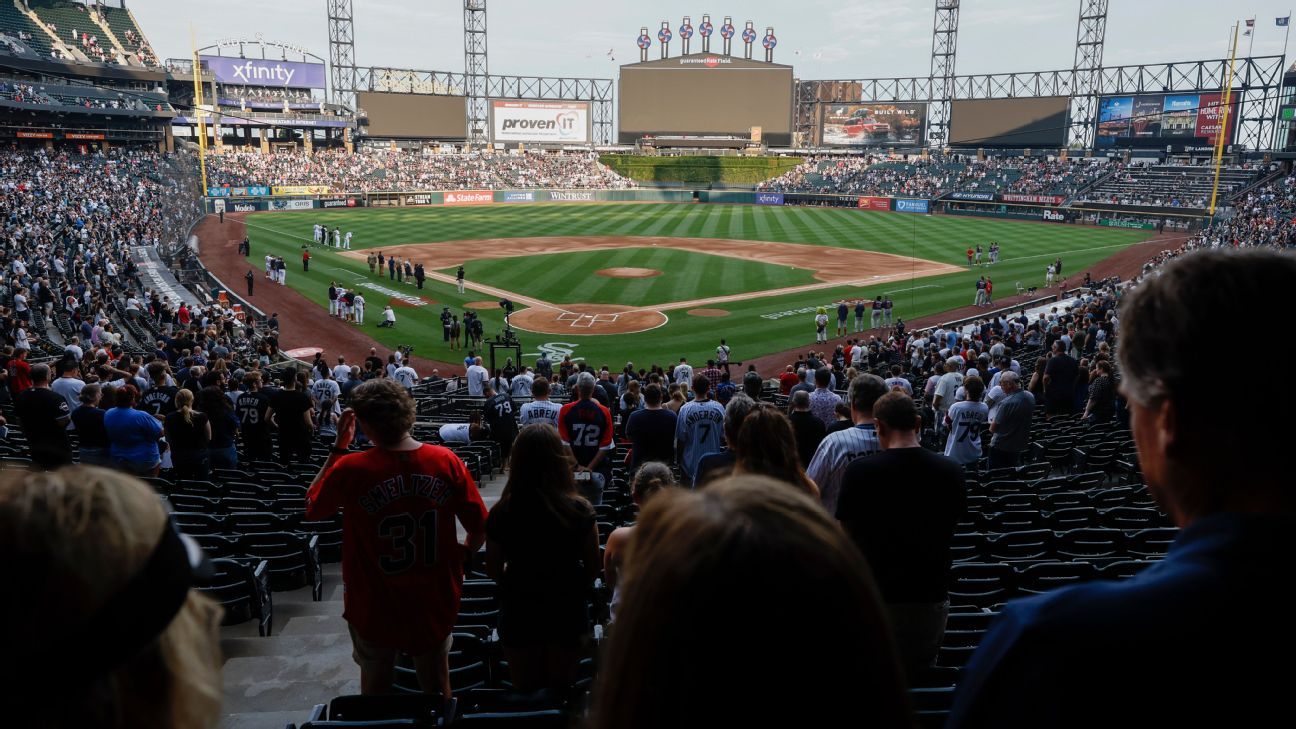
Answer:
xmin=236 ymin=203 xmax=1153 ymax=368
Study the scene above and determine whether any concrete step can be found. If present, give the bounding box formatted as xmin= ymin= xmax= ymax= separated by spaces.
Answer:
xmin=222 ymin=709 xmax=306 ymax=729
xmin=221 ymin=631 xmax=353 ymax=661
xmin=221 ymin=675 xmax=358 ymax=716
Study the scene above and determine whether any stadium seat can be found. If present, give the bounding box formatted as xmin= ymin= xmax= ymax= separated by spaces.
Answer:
xmin=1016 ymin=561 xmax=1100 ymax=595
xmin=236 ymin=532 xmax=323 ymax=598
xmin=949 ymin=563 xmax=1016 ymax=607
xmin=1054 ymin=528 xmax=1125 ymax=559
xmin=985 ymin=529 xmax=1054 ymax=561
xmin=319 ymin=693 xmax=451 ymax=726
xmin=198 ymin=558 xmax=273 ymax=636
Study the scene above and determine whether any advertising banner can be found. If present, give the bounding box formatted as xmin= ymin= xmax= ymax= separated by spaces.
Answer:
xmin=490 ymin=100 xmax=591 ymax=144
xmin=444 ymin=191 xmax=494 ymax=206
xmin=948 ymin=192 xmax=996 ymax=202
xmin=272 ymin=185 xmax=330 ymax=196
xmin=1099 ymin=218 xmax=1157 ymax=230
xmin=230 ymin=201 xmax=262 ymax=213
xmin=1041 ymin=209 xmax=1066 ymax=222
xmin=200 ymin=55 xmax=327 ymax=89
xmin=820 ymin=102 xmax=927 ymax=147
xmin=403 ymin=193 xmax=441 ymax=206
xmin=1097 ymin=92 xmax=1235 ymax=148
xmin=64 ymin=132 xmax=105 ymax=140
xmin=16 ymin=131 xmax=53 ymax=139
xmin=320 ymin=197 xmax=363 ymax=209
xmin=208 ymin=187 xmax=230 ymax=197
xmin=268 ymin=199 xmax=315 ymax=211
xmin=499 ymin=191 xmax=537 ymax=203
xmin=754 ymin=192 xmax=785 ymax=206
xmin=549 ymin=191 xmax=595 ymax=202
xmin=1001 ymin=193 xmax=1066 ymax=205
xmin=858 ymin=196 xmax=892 ymax=211
xmin=894 ymin=198 xmax=930 ymax=214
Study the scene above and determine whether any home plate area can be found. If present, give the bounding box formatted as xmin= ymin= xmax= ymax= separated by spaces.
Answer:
xmin=509 ymin=304 xmax=668 ymax=335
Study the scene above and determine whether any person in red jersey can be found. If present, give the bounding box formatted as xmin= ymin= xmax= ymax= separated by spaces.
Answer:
xmin=557 ymin=371 xmax=614 ymax=505
xmin=306 ymin=378 xmax=488 ymax=697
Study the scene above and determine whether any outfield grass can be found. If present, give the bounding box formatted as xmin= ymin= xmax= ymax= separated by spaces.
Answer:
xmin=242 ymin=203 xmax=1152 ymax=368
xmin=439 ymin=247 xmax=820 ymax=306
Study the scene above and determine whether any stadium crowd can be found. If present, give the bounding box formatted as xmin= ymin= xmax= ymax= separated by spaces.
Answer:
xmin=760 ymin=154 xmax=1113 ymax=199
xmin=204 ymin=149 xmax=634 ymax=192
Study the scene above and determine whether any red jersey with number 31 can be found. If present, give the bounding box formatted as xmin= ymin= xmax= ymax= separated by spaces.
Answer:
xmin=306 ymin=444 xmax=487 ymax=652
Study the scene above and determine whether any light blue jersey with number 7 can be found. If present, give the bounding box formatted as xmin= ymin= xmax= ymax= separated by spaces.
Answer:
xmin=676 ymin=399 xmax=726 ymax=480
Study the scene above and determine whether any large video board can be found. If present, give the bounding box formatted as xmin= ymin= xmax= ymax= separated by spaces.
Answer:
xmin=490 ymin=100 xmax=591 ymax=144
xmin=1096 ymin=93 xmax=1236 ymax=149
xmin=819 ymin=103 xmax=927 ymax=147
xmin=200 ymin=55 xmax=326 ymax=89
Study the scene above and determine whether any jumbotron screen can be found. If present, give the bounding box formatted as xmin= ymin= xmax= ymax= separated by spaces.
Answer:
xmin=619 ymin=54 xmax=793 ymax=145
xmin=949 ymin=96 xmax=1070 ymax=147
xmin=357 ymin=92 xmax=466 ymax=139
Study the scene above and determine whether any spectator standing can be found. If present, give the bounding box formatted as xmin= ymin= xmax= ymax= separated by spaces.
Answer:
xmin=987 ymin=372 xmax=1034 ymax=469
xmin=944 ymin=376 xmax=989 ymax=466
xmin=732 ymin=407 xmax=819 ymax=497
xmin=1082 ymin=359 xmax=1116 ymax=424
xmin=675 ymin=375 xmax=725 ymax=484
xmin=269 ymin=373 xmax=314 ymax=467
xmin=838 ymin=392 xmax=967 ymax=676
xmin=164 ymin=389 xmax=211 ymax=480
xmin=71 ymin=385 xmax=110 ymax=466
xmin=1042 ymin=340 xmax=1079 ymax=417
xmin=625 ymin=383 xmax=677 ymax=474
xmin=518 ymin=377 xmax=561 ymax=427
xmin=103 ymin=386 xmax=162 ymax=477
xmin=787 ymin=390 xmax=827 ymax=468
xmin=198 ymin=386 xmax=240 ymax=470
xmin=931 ymin=357 xmax=965 ymax=435
xmin=482 ymin=381 xmax=518 ymax=466
xmin=234 ymin=372 xmax=273 ymax=462
xmin=486 ymin=424 xmax=599 ymax=691
xmin=806 ymin=374 xmax=887 ymax=514
xmin=307 ymin=379 xmax=488 ymax=697
xmin=808 ymin=367 xmax=843 ymax=428
xmin=14 ymin=364 xmax=72 ymax=468
xmin=602 ymin=462 xmax=677 ymax=622
xmin=558 ymin=372 xmax=615 ymax=504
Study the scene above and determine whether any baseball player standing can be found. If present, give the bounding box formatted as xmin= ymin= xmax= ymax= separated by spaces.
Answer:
xmin=456 ymin=265 xmax=465 ymax=294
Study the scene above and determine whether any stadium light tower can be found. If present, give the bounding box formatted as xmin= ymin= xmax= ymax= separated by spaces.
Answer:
xmin=326 ymin=0 xmax=357 ymax=111
xmin=1069 ymin=0 xmax=1108 ymax=150
xmin=464 ymin=0 xmax=489 ymax=148
xmin=928 ymin=0 xmax=959 ymax=147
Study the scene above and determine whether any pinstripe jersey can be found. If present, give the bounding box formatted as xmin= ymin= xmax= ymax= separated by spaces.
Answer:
xmin=806 ymin=422 xmax=882 ymax=517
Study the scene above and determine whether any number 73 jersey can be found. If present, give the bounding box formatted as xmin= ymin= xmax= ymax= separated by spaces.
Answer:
xmin=306 ymin=444 xmax=488 ymax=652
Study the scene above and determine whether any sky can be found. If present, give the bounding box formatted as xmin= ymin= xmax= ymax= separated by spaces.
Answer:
xmin=131 ymin=0 xmax=1296 ymax=82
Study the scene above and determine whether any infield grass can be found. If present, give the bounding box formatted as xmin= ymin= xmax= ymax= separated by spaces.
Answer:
xmin=241 ymin=203 xmax=1153 ymax=368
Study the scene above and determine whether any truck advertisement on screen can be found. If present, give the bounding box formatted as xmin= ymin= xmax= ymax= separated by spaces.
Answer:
xmin=820 ymin=102 xmax=927 ymax=147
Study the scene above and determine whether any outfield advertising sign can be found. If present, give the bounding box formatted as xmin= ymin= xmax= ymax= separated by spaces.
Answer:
xmin=445 ymin=191 xmax=494 ymax=206
xmin=500 ymin=191 xmax=537 ymax=203
xmin=210 ymin=185 xmax=270 ymax=197
xmin=895 ymin=198 xmax=930 ymax=214
xmin=550 ymin=191 xmax=595 ymax=202
xmin=402 ymin=193 xmax=440 ymax=206
xmin=320 ymin=197 xmax=363 ymax=208
xmin=948 ymin=192 xmax=996 ymax=202
xmin=268 ymin=199 xmax=315 ymax=211
xmin=230 ymin=201 xmax=261 ymax=212
xmin=858 ymin=196 xmax=891 ymax=211
xmin=272 ymin=185 xmax=330 ymax=196
xmin=755 ymin=192 xmax=784 ymax=206
xmin=1002 ymin=193 xmax=1066 ymax=205
xmin=490 ymin=100 xmax=591 ymax=144
xmin=1099 ymin=218 xmax=1157 ymax=230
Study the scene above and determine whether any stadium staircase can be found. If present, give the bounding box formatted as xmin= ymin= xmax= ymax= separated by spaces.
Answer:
xmin=2 ymin=0 xmax=65 ymax=59
xmin=99 ymin=3 xmax=156 ymax=65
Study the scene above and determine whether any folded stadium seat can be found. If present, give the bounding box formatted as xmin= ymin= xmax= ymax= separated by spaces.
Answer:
xmin=982 ymin=510 xmax=1045 ymax=533
xmin=1125 ymin=527 xmax=1179 ymax=559
xmin=198 ymin=558 xmax=273 ymax=636
xmin=456 ymin=710 xmax=568 ymax=728
xmin=301 ymin=512 xmax=344 ymax=563
xmin=910 ymin=686 xmax=957 ymax=728
xmin=1054 ymin=528 xmax=1125 ymax=560
xmin=1067 ymin=471 xmax=1106 ymax=491
xmin=320 ymin=693 xmax=452 ymax=726
xmin=394 ymin=634 xmax=492 ymax=695
xmin=214 ymin=468 xmax=255 ymax=482
xmin=984 ymin=492 xmax=1039 ymax=511
xmin=1039 ymin=491 xmax=1090 ymax=511
xmin=1045 ymin=507 xmax=1101 ymax=531
xmin=948 ymin=563 xmax=1017 ymax=607
xmin=226 ymin=510 xmax=297 ymax=534
xmin=911 ymin=665 xmax=961 ymax=690
xmin=1088 ymin=487 xmax=1136 ymax=508
xmin=1099 ymin=506 xmax=1169 ymax=530
xmin=1016 ymin=462 xmax=1051 ymax=480
xmin=982 ymin=479 xmax=1031 ymax=497
xmin=1028 ymin=475 xmax=1073 ymax=494
xmin=226 ymin=480 xmax=274 ymax=498
xmin=978 ymin=466 xmax=1018 ymax=483
xmin=168 ymin=493 xmax=223 ymax=514
xmin=236 ymin=532 xmax=323 ymax=598
xmin=1016 ymin=561 xmax=1100 ymax=595
xmin=174 ymin=478 xmax=222 ymax=495
xmin=223 ymin=496 xmax=277 ymax=513
xmin=985 ymin=530 xmax=1054 ymax=561
xmin=192 ymin=533 xmax=239 ymax=559
xmin=172 ymin=511 xmax=226 ymax=536
xmin=141 ymin=475 xmax=174 ymax=493
xmin=1075 ymin=443 xmax=1123 ymax=482
xmin=1099 ymin=560 xmax=1156 ymax=581
xmin=949 ymin=533 xmax=985 ymax=563
xmin=456 ymin=600 xmax=500 ymax=629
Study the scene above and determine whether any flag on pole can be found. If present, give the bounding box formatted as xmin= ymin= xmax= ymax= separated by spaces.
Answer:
xmin=1245 ymin=18 xmax=1255 ymax=35
xmin=1278 ymin=16 xmax=1290 ymax=27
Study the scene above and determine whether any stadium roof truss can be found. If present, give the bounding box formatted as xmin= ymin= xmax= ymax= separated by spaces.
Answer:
xmin=352 ymin=68 xmax=615 ymax=145
xmin=798 ymin=55 xmax=1284 ymax=150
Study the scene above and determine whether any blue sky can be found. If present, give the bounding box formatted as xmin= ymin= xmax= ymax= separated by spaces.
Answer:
xmin=134 ymin=1 xmax=1295 ymax=82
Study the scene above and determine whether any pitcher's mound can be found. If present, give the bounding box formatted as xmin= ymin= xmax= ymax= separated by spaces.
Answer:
xmin=510 ymin=304 xmax=668 ymax=335
xmin=596 ymin=267 xmax=662 ymax=279
xmin=688 ymin=308 xmax=730 ymax=317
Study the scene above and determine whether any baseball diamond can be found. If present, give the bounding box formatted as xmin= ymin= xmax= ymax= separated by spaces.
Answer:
xmin=221 ymin=202 xmax=1154 ymax=368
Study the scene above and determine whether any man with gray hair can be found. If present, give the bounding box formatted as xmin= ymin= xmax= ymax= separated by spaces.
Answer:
xmin=693 ymin=393 xmax=756 ymax=488
xmin=986 ymin=371 xmax=1033 ymax=470
xmin=558 ymin=371 xmax=614 ymax=504
xmin=931 ymin=357 xmax=965 ymax=435
xmin=807 ymin=374 xmax=889 ymax=515
xmin=949 ymin=249 xmax=1296 ymax=727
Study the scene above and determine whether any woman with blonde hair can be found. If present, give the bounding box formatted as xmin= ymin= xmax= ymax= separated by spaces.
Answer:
xmin=733 ymin=406 xmax=820 ymax=497
xmin=0 ymin=466 xmax=223 ymax=728
xmin=590 ymin=476 xmax=910 ymax=729
xmin=665 ymin=382 xmax=687 ymax=415
xmin=164 ymin=388 xmax=211 ymax=480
